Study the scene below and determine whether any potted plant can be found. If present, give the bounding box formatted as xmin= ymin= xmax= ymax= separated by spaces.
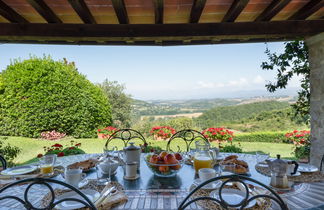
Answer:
xmin=150 ymin=126 xmax=176 ymax=141
xmin=202 ymin=127 xmax=234 ymax=148
xmin=97 ymin=126 xmax=118 ymax=139
xmin=37 ymin=141 xmax=85 ymax=158
xmin=285 ymin=130 xmax=310 ymax=162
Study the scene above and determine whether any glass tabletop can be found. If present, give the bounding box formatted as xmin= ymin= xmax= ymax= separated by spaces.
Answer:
xmin=55 ymin=153 xmax=271 ymax=190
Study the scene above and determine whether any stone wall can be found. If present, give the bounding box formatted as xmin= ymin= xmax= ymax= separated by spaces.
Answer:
xmin=306 ymin=32 xmax=324 ymax=169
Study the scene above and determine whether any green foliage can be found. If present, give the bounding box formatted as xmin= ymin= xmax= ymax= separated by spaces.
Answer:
xmin=0 ymin=137 xmax=21 ymax=167
xmin=220 ymin=144 xmax=243 ymax=153
xmin=224 ymin=108 xmax=308 ymax=132
xmin=293 ymin=146 xmax=310 ymax=159
xmin=196 ymin=101 xmax=290 ymax=128
xmin=0 ymin=56 xmax=111 ymax=138
xmin=234 ymin=131 xmax=288 ymax=143
xmin=98 ymin=80 xmax=132 ymax=128
xmin=167 ymin=117 xmax=194 ymax=131
xmin=261 ymin=40 xmax=310 ymax=123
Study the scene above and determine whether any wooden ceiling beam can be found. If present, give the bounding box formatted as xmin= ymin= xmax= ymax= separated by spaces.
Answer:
xmin=68 ymin=0 xmax=96 ymax=24
xmin=111 ymin=0 xmax=129 ymax=24
xmin=27 ymin=0 xmax=62 ymax=23
xmin=0 ymin=0 xmax=28 ymax=23
xmin=0 ymin=20 xmax=323 ymax=39
xmin=153 ymin=0 xmax=163 ymax=24
xmin=190 ymin=0 xmax=207 ymax=23
xmin=255 ymin=0 xmax=291 ymax=21
xmin=222 ymin=0 xmax=249 ymax=22
xmin=289 ymin=0 xmax=324 ymax=20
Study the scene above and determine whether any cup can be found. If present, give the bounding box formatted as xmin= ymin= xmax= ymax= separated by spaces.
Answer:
xmin=199 ymin=168 xmax=216 ymax=187
xmin=125 ymin=162 xmax=138 ymax=178
xmin=64 ymin=168 xmax=86 ymax=188
xmin=39 ymin=154 xmax=56 ymax=175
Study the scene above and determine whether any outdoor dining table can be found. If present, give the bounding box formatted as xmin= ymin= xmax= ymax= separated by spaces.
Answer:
xmin=1 ymin=153 xmax=324 ymax=210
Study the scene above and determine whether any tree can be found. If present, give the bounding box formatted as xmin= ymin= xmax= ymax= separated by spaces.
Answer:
xmin=261 ymin=40 xmax=310 ymax=123
xmin=0 ymin=56 xmax=111 ymax=138
xmin=98 ymin=80 xmax=132 ymax=128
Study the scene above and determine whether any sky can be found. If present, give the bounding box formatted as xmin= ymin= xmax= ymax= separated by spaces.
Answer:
xmin=0 ymin=42 xmax=301 ymax=100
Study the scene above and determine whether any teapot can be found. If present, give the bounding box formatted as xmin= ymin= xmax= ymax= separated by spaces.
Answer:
xmin=266 ymin=154 xmax=298 ymax=188
xmin=119 ymin=142 xmax=141 ymax=168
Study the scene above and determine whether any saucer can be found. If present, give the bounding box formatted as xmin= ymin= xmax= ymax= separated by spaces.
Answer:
xmin=193 ymin=178 xmax=222 ymax=189
xmin=124 ymin=174 xmax=139 ymax=180
xmin=287 ymin=171 xmax=301 ymax=177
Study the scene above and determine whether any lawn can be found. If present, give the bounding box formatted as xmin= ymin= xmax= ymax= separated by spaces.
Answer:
xmin=1 ymin=136 xmax=295 ymax=165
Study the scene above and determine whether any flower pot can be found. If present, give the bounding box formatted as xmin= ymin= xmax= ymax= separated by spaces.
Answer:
xmin=97 ymin=133 xmax=109 ymax=139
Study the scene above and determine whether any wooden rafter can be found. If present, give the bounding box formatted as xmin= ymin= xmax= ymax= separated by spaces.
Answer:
xmin=255 ymin=0 xmax=291 ymax=21
xmin=153 ymin=0 xmax=163 ymax=24
xmin=0 ymin=0 xmax=28 ymax=23
xmin=111 ymin=0 xmax=129 ymax=24
xmin=0 ymin=20 xmax=323 ymax=39
xmin=222 ymin=0 xmax=249 ymax=22
xmin=289 ymin=0 xmax=324 ymax=20
xmin=27 ymin=0 xmax=62 ymax=23
xmin=68 ymin=0 xmax=96 ymax=24
xmin=190 ymin=0 xmax=207 ymax=23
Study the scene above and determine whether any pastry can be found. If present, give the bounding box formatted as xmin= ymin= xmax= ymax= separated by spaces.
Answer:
xmin=234 ymin=164 xmax=248 ymax=174
xmin=224 ymin=155 xmax=238 ymax=161
xmin=233 ymin=159 xmax=248 ymax=168
xmin=68 ymin=159 xmax=98 ymax=171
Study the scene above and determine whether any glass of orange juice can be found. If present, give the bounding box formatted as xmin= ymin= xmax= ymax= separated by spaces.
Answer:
xmin=39 ymin=154 xmax=56 ymax=175
xmin=193 ymin=141 xmax=214 ymax=173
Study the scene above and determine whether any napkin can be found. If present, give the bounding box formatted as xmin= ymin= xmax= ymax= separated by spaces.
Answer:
xmin=95 ymin=184 xmax=128 ymax=210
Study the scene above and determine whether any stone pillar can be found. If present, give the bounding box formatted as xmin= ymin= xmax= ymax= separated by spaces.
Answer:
xmin=306 ymin=32 xmax=324 ymax=168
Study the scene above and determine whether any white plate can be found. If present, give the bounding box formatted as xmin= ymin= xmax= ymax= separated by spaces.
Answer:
xmin=298 ymin=163 xmax=319 ymax=173
xmin=1 ymin=165 xmax=37 ymax=176
xmin=210 ymin=188 xmax=256 ymax=209
xmin=287 ymin=171 xmax=301 ymax=177
xmin=193 ymin=178 xmax=222 ymax=189
xmin=55 ymin=189 xmax=100 ymax=210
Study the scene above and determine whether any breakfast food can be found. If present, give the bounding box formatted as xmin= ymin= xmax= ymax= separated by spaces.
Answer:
xmin=146 ymin=151 xmax=183 ymax=175
xmin=68 ymin=159 xmax=98 ymax=171
xmin=221 ymin=155 xmax=249 ymax=174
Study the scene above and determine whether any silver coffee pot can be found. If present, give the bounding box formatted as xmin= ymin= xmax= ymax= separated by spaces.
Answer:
xmin=119 ymin=142 xmax=141 ymax=168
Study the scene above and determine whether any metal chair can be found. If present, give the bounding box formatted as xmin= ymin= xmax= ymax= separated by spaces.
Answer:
xmin=178 ymin=174 xmax=288 ymax=210
xmin=0 ymin=154 xmax=7 ymax=170
xmin=0 ymin=177 xmax=97 ymax=210
xmin=320 ymin=153 xmax=324 ymax=171
xmin=166 ymin=129 xmax=209 ymax=152
xmin=104 ymin=128 xmax=147 ymax=149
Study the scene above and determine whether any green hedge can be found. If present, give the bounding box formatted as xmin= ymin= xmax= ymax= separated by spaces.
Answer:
xmin=0 ymin=56 xmax=112 ymax=138
xmin=234 ymin=131 xmax=290 ymax=143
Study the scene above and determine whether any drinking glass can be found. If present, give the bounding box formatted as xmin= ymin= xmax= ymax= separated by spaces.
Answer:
xmin=95 ymin=162 xmax=111 ymax=185
xmin=39 ymin=154 xmax=56 ymax=176
xmin=256 ymin=152 xmax=270 ymax=164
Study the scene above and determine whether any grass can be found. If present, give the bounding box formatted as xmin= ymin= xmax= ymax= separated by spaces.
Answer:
xmin=1 ymin=136 xmax=295 ymax=165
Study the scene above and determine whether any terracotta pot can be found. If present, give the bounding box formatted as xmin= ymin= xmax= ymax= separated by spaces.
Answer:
xmin=97 ymin=133 xmax=109 ymax=139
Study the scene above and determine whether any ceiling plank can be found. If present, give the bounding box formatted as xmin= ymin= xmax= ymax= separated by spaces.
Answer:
xmin=68 ymin=0 xmax=96 ymax=24
xmin=111 ymin=0 xmax=129 ymax=24
xmin=153 ymin=0 xmax=163 ymax=24
xmin=0 ymin=0 xmax=28 ymax=23
xmin=289 ymin=0 xmax=324 ymax=20
xmin=255 ymin=0 xmax=291 ymax=22
xmin=27 ymin=0 xmax=62 ymax=23
xmin=190 ymin=0 xmax=207 ymax=23
xmin=0 ymin=20 xmax=323 ymax=41
xmin=222 ymin=0 xmax=250 ymax=22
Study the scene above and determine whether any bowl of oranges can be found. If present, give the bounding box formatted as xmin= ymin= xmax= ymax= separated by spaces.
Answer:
xmin=144 ymin=151 xmax=184 ymax=177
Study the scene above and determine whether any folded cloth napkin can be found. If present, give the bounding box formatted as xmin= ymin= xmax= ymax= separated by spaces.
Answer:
xmin=95 ymin=184 xmax=128 ymax=210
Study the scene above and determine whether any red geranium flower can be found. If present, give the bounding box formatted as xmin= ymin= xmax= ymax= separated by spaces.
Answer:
xmin=37 ymin=154 xmax=43 ymax=158
xmin=75 ymin=143 xmax=81 ymax=147
xmin=57 ymin=152 xmax=65 ymax=157
xmin=52 ymin=144 xmax=63 ymax=148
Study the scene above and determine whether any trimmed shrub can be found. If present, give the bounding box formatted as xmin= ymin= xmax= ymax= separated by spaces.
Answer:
xmin=0 ymin=56 xmax=111 ymax=138
xmin=234 ymin=131 xmax=288 ymax=143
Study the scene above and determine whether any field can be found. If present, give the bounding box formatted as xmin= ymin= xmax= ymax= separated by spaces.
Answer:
xmin=2 ymin=136 xmax=295 ymax=165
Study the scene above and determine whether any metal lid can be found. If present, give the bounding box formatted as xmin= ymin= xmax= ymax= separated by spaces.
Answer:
xmin=124 ymin=142 xmax=140 ymax=151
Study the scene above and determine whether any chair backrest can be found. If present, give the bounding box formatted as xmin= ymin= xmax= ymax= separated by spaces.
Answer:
xmin=166 ymin=129 xmax=209 ymax=152
xmin=320 ymin=154 xmax=324 ymax=171
xmin=104 ymin=128 xmax=147 ymax=149
xmin=0 ymin=154 xmax=7 ymax=170
xmin=0 ymin=177 xmax=97 ymax=210
xmin=178 ymin=174 xmax=288 ymax=210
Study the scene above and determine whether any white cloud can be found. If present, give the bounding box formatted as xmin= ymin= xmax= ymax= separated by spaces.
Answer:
xmin=253 ymin=75 xmax=264 ymax=84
